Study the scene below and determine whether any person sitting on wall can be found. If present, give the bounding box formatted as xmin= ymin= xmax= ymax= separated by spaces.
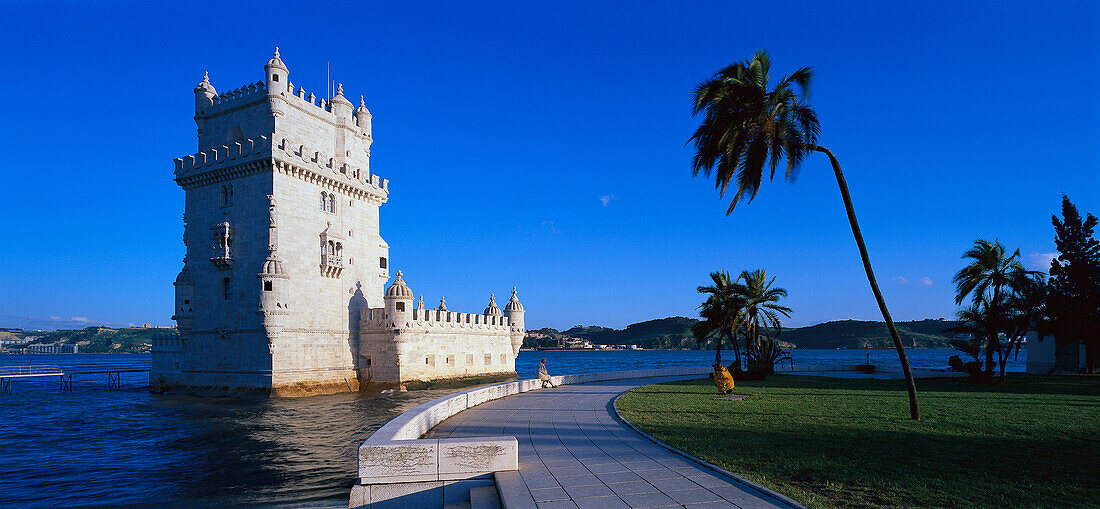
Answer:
xmin=537 ymin=358 xmax=556 ymax=388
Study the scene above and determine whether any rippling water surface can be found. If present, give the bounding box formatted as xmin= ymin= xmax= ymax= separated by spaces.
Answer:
xmin=0 ymin=349 xmax=1024 ymax=507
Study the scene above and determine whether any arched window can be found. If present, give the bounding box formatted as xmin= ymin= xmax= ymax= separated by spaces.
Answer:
xmin=327 ymin=194 xmax=335 ymax=213
xmin=222 ymin=278 xmax=232 ymax=301
xmin=320 ymin=192 xmax=327 ymax=211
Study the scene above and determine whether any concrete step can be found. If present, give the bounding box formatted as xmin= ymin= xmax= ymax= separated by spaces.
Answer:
xmin=470 ymin=485 xmax=502 ymax=509
xmin=443 ymin=502 xmax=471 ymax=509
xmin=493 ymin=471 xmax=536 ymax=509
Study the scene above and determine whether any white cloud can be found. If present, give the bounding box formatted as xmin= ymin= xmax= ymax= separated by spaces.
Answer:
xmin=541 ymin=221 xmax=562 ymax=235
xmin=892 ymin=276 xmax=910 ymax=285
xmin=69 ymin=316 xmax=91 ymax=323
xmin=917 ymin=277 xmax=933 ymax=287
xmin=1027 ymin=252 xmax=1057 ymax=271
xmin=598 ymin=194 xmax=614 ymax=207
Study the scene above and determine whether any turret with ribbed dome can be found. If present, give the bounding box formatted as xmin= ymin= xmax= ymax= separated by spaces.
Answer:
xmin=503 ymin=287 xmax=525 ymax=355
xmin=384 ymin=270 xmax=414 ymax=319
xmin=483 ymin=294 xmax=502 ymax=316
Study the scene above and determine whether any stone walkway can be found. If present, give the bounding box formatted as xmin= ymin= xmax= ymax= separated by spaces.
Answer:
xmin=425 ymin=376 xmax=801 ymax=509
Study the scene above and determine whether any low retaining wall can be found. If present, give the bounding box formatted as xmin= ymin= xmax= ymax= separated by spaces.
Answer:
xmin=350 ymin=367 xmax=712 ymax=508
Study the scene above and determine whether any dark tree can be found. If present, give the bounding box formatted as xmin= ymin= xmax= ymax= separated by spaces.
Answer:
xmin=1048 ymin=195 xmax=1100 ymax=373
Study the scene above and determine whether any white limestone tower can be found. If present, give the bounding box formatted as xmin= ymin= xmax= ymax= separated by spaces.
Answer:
xmin=154 ymin=48 xmax=390 ymax=396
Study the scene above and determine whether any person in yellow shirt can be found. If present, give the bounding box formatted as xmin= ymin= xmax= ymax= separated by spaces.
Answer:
xmin=713 ymin=362 xmax=735 ymax=394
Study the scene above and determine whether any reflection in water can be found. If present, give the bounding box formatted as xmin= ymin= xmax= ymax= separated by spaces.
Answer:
xmin=0 ymin=349 xmax=1024 ymax=507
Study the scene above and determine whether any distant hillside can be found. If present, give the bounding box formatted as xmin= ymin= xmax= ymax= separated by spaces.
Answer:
xmin=530 ymin=317 xmax=961 ymax=350
xmin=10 ymin=326 xmax=173 ymax=353
xmin=779 ymin=319 xmax=961 ymax=349
xmin=565 ymin=317 xmax=699 ymax=349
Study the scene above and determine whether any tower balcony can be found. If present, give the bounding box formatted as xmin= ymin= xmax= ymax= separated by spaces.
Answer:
xmin=210 ymin=256 xmax=233 ymax=271
xmin=321 ymin=254 xmax=344 ymax=278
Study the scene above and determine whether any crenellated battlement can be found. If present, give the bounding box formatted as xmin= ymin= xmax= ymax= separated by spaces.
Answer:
xmin=360 ymin=308 xmax=512 ymax=331
xmin=172 ymin=135 xmax=388 ymax=196
xmin=174 ymin=135 xmax=271 ymax=174
xmin=201 ymin=80 xmax=268 ymax=116
xmin=274 ymin=137 xmax=387 ymax=192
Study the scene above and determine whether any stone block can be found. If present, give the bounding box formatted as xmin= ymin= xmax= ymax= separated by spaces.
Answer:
xmin=438 ymin=437 xmax=518 ymax=479
xmin=349 ymin=484 xmax=369 ymax=509
xmin=359 ymin=439 xmax=439 ymax=482
xmin=368 ymin=481 xmax=444 ymax=509
xmin=443 ymin=477 xmax=494 ymax=504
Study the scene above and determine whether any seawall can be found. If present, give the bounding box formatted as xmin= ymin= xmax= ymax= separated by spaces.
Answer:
xmin=350 ymin=366 xmax=712 ymax=508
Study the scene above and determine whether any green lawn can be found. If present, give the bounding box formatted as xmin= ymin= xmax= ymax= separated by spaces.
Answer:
xmin=616 ymin=374 xmax=1099 ymax=509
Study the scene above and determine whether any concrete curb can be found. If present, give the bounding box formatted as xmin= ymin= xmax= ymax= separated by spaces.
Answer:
xmin=612 ymin=384 xmax=810 ymax=509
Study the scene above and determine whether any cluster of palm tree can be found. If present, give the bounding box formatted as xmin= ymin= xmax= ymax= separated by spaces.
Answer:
xmin=952 ymin=239 xmax=1046 ymax=383
xmin=688 ymin=50 xmax=921 ymax=418
xmin=694 ymin=269 xmax=791 ymax=379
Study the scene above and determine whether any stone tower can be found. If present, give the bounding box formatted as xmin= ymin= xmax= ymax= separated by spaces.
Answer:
xmin=153 ymin=48 xmax=390 ymax=396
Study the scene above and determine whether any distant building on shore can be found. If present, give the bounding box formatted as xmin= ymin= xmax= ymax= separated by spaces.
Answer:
xmin=26 ymin=343 xmax=78 ymax=354
xmin=152 ymin=49 xmax=525 ymax=397
xmin=1027 ymin=331 xmax=1089 ymax=373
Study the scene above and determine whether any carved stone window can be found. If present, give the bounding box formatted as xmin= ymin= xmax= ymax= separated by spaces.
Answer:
xmin=319 ymin=191 xmax=336 ymax=213
xmin=222 ymin=183 xmax=233 ymax=206
xmin=222 ymin=278 xmax=232 ymax=301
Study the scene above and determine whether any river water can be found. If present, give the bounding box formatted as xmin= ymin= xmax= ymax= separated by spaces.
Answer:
xmin=0 ymin=349 xmax=1025 ymax=508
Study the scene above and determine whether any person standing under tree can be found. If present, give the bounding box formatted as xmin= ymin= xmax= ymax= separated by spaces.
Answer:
xmin=537 ymin=358 xmax=556 ymax=388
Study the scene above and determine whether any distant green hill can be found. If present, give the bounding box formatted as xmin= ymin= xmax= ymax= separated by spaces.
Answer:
xmin=533 ymin=317 xmax=961 ymax=350
xmin=779 ymin=319 xmax=961 ymax=349
xmin=12 ymin=326 xmax=173 ymax=353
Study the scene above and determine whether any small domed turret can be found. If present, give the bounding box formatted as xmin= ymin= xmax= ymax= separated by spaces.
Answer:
xmin=484 ymin=294 xmax=502 ymax=316
xmin=504 ymin=287 xmax=524 ymax=313
xmin=384 ymin=270 xmax=414 ymax=319
xmin=329 ymin=83 xmax=353 ymax=118
xmin=437 ymin=297 xmax=448 ymax=312
xmin=503 ymin=287 xmax=525 ymax=356
xmin=355 ymin=95 xmax=373 ymax=134
xmin=194 ymin=71 xmax=217 ymax=113
xmin=385 ymin=270 xmax=413 ymax=298
xmin=264 ymin=47 xmax=289 ymax=91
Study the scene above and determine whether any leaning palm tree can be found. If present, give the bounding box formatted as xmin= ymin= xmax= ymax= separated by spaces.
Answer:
xmin=695 ymin=270 xmax=746 ymax=373
xmin=737 ymin=270 xmax=791 ymax=377
xmin=952 ymin=239 xmax=1036 ymax=378
xmin=689 ymin=50 xmax=921 ymax=419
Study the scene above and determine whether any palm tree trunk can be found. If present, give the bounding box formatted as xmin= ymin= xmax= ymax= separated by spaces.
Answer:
xmin=714 ymin=332 xmax=722 ymax=367
xmin=728 ymin=329 xmax=742 ymax=375
xmin=811 ymin=145 xmax=921 ymax=420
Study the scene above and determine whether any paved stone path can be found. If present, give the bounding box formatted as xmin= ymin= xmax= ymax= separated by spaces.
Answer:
xmin=425 ymin=376 xmax=800 ymax=509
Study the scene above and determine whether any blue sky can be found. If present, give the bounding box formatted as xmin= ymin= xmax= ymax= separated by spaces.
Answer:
xmin=0 ymin=1 xmax=1096 ymax=330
